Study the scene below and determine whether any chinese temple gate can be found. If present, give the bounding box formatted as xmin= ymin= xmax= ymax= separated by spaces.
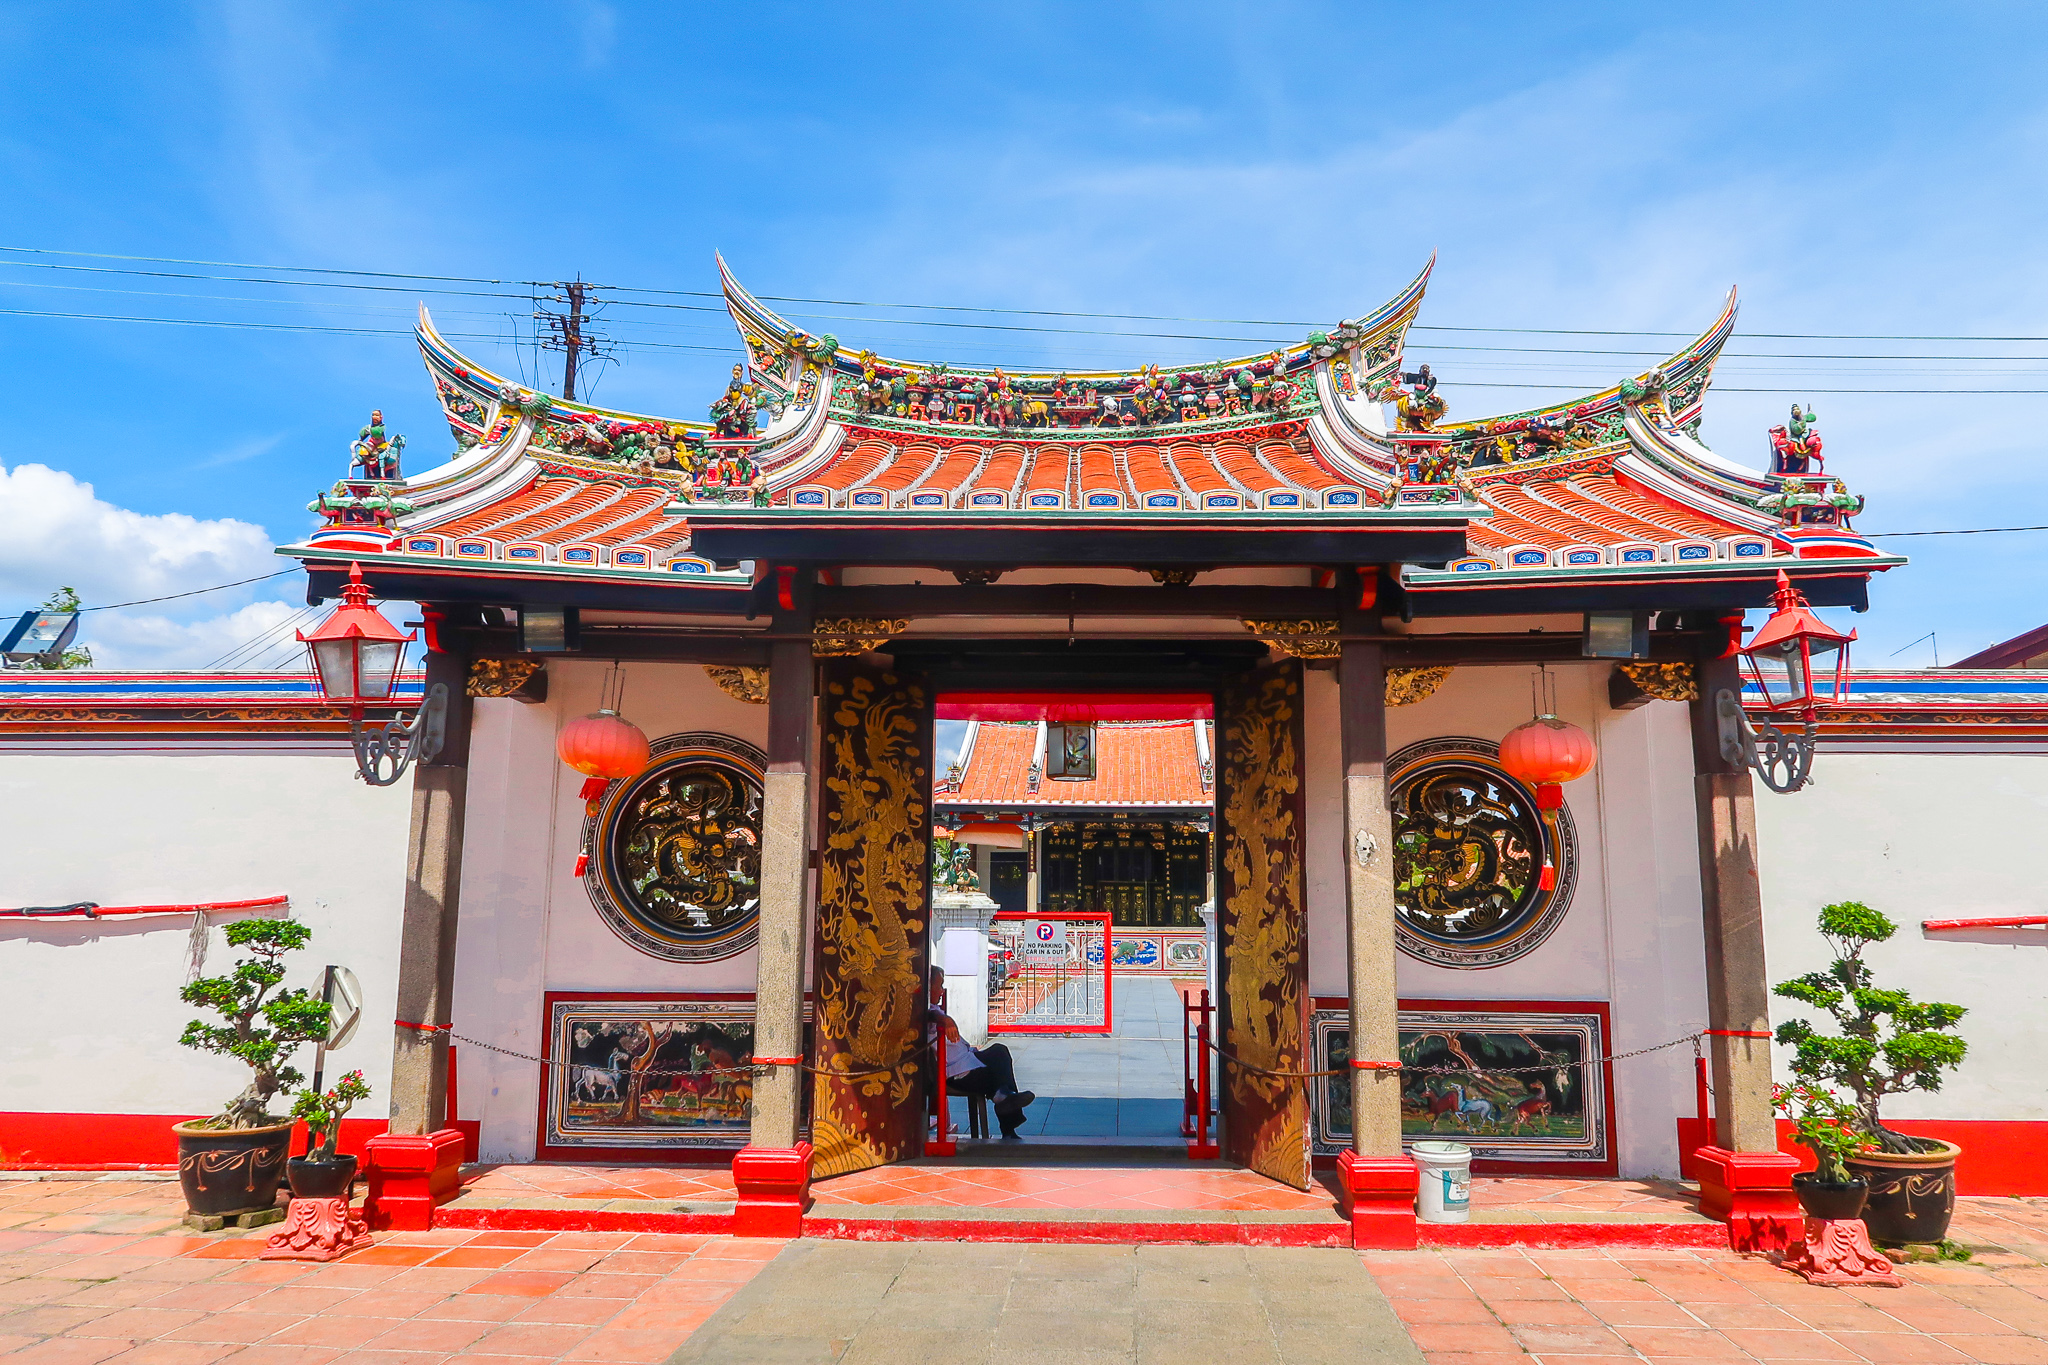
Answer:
xmin=283 ymin=254 xmax=1901 ymax=1247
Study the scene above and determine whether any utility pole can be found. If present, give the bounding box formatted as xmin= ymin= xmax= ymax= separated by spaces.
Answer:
xmin=534 ymin=276 xmax=609 ymax=401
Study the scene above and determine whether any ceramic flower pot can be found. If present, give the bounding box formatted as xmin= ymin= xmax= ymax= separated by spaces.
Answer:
xmin=1791 ymin=1173 xmax=1869 ymax=1222
xmin=173 ymin=1120 xmax=293 ymax=1216
xmin=286 ymin=1155 xmax=359 ymax=1201
xmin=1846 ymin=1139 xmax=1960 ymax=1245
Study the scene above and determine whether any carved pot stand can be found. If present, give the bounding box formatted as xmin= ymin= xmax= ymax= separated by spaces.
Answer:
xmin=1781 ymin=1216 xmax=1901 ymax=1287
xmin=261 ymin=1157 xmax=372 ymax=1262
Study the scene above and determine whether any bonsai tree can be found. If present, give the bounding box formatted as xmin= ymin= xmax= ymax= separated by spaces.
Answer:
xmin=291 ymin=1069 xmax=370 ymax=1161
xmin=1773 ymin=901 xmax=1967 ymax=1152
xmin=1772 ymin=1082 xmax=1873 ymax=1182
xmin=178 ymin=919 xmax=333 ymax=1128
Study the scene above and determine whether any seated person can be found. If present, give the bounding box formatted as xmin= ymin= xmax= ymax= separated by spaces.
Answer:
xmin=927 ymin=1008 xmax=1035 ymax=1140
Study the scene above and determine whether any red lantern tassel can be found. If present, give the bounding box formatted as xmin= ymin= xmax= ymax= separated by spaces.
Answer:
xmin=573 ymin=851 xmax=589 ymax=878
xmin=1536 ymin=782 xmax=1563 ymax=811
xmin=1539 ymin=856 xmax=1556 ymax=891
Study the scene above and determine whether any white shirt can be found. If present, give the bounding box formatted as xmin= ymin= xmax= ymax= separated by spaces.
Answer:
xmin=928 ymin=1021 xmax=981 ymax=1078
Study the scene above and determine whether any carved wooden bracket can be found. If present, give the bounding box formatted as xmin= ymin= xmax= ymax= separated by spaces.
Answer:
xmin=1385 ymin=665 xmax=1452 ymax=706
xmin=1242 ymin=618 xmax=1340 ymax=660
xmin=812 ymin=618 xmax=909 ymax=657
xmin=705 ymin=665 xmax=769 ymax=704
xmin=466 ymin=658 xmax=546 ymax=702
xmin=1611 ymin=660 xmax=1698 ymax=710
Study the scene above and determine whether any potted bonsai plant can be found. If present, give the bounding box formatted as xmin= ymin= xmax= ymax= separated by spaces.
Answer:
xmin=1774 ymin=901 xmax=1968 ymax=1244
xmin=175 ymin=919 xmax=333 ymax=1217
xmin=288 ymin=1069 xmax=370 ymax=1200
xmin=1773 ymin=1082 xmax=1874 ymax=1220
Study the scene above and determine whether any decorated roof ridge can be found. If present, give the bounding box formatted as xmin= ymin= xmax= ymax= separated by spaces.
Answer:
xmin=418 ymin=305 xmax=712 ymax=435
xmin=716 ymin=249 xmax=1436 ymax=385
xmin=1434 ymin=287 xmax=1738 ymax=441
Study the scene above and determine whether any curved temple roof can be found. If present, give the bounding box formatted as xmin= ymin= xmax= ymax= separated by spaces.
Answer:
xmin=278 ymin=258 xmax=1898 ymax=603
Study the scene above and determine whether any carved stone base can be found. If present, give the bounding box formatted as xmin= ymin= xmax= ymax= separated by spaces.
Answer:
xmin=1694 ymin=1146 xmax=1803 ymax=1253
xmin=260 ymin=1196 xmax=372 ymax=1262
xmin=1782 ymin=1217 xmax=1901 ymax=1286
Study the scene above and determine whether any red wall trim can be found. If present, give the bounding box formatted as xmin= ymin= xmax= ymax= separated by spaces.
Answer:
xmin=1 ymin=1113 xmax=386 ymax=1167
xmin=1676 ymin=1117 xmax=2048 ymax=1196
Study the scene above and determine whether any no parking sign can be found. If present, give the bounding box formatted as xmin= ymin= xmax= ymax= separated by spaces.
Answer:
xmin=1021 ymin=918 xmax=1068 ymax=959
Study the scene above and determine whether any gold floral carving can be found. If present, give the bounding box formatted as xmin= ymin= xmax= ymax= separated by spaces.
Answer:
xmin=812 ymin=618 xmax=909 ymax=658
xmin=809 ymin=664 xmax=932 ymax=1179
xmin=1617 ymin=661 xmax=1698 ymax=701
xmin=1385 ymin=666 xmax=1453 ymax=706
xmin=1215 ymin=663 xmax=1312 ymax=1191
xmin=466 ymin=658 xmax=544 ymax=697
xmin=1148 ymin=569 xmax=1198 ymax=587
xmin=704 ymin=665 xmax=769 ymax=704
xmin=1242 ymin=618 xmax=1341 ymax=660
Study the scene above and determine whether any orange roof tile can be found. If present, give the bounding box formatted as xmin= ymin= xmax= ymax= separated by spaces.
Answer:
xmin=942 ymin=721 xmax=1210 ymax=808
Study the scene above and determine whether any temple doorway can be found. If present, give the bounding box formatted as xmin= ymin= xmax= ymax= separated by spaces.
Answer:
xmin=931 ymin=692 xmax=1218 ymax=1151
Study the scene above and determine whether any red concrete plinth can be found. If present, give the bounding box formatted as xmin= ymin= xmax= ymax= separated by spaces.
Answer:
xmin=1693 ymin=1145 xmax=1802 ymax=1253
xmin=732 ymin=1142 xmax=812 ymax=1238
xmin=361 ymin=1129 xmax=465 ymax=1232
xmin=1783 ymin=1216 xmax=1903 ymax=1286
xmin=260 ymin=1195 xmax=372 ymax=1261
xmin=1336 ymin=1150 xmax=1419 ymax=1250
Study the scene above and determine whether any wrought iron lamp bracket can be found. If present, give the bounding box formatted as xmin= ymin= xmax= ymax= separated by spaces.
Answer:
xmin=1715 ymin=687 xmax=1814 ymax=794
xmin=349 ymin=683 xmax=448 ymax=786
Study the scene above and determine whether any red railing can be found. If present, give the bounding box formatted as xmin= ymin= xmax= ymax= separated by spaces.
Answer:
xmin=1181 ymin=987 xmax=1219 ymax=1159
xmin=1921 ymin=915 xmax=2048 ymax=931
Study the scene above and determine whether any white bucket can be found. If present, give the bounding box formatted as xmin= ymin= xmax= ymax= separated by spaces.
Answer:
xmin=1412 ymin=1141 xmax=1472 ymax=1224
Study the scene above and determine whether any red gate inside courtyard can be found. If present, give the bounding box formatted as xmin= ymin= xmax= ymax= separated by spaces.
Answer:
xmin=986 ymin=911 xmax=1113 ymax=1035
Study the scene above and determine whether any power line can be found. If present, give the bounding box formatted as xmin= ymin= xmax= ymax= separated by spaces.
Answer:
xmin=5 ymin=244 xmax=2046 ymax=345
xmin=81 ymin=569 xmax=302 ymax=611
xmin=1863 ymin=525 xmax=2048 ymax=537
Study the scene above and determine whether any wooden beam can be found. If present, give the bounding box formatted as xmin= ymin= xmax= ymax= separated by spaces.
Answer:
xmin=816 ymin=584 xmax=1345 ymax=620
xmin=1382 ymin=632 xmax=1711 ymax=668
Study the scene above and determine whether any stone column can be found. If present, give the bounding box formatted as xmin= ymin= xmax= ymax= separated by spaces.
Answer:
xmin=1688 ymin=649 xmax=1799 ymax=1250
xmin=733 ymin=617 xmax=816 ymax=1237
xmin=1333 ymin=638 xmax=1418 ymax=1248
xmin=365 ymin=631 xmax=473 ymax=1231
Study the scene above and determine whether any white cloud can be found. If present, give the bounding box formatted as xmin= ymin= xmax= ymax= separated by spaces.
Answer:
xmin=0 ymin=461 xmax=308 ymax=670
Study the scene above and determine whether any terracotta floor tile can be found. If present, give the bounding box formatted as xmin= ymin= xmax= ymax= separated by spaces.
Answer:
xmin=466 ymin=1322 xmax=594 ymax=1357
xmin=1389 ymin=1295 xmax=1500 ymax=1325
xmin=604 ymin=1302 xmax=725 ymax=1334
xmin=320 ymin=1291 xmax=447 ymax=1320
xmin=1718 ymin=1326 xmax=1865 ymax=1360
xmin=135 ymin=1285 xmax=268 ymax=1313
xmin=224 ymin=1344 xmax=346 ymax=1365
xmin=1404 ymin=1322 xmax=1522 ymax=1354
xmin=547 ymin=1273 xmax=659 ymax=1300
xmin=66 ymin=1308 xmax=208 ymax=1339
xmin=451 ymin=1235 xmax=553 ymax=1251
xmin=496 ymin=1251 xmax=604 ymax=1275
xmin=1 ymin=1337 xmax=136 ymax=1364
xmin=319 ymin=1247 xmax=439 ymax=1269
xmin=558 ymin=1327 xmax=696 ymax=1363
xmin=1609 ymin=1325 xmax=1744 ymax=1358
xmin=1934 ymin=1334 xmax=2048 ymax=1365
xmin=1826 ymin=1331 xmax=1974 ymax=1363
xmin=616 ymin=1235 xmax=709 ymax=1254
xmin=418 ymin=1249 xmax=527 ymax=1271
xmin=506 ymin=1295 xmax=627 ymax=1327
xmin=211 ymin=1263 xmax=310 ymax=1286
xmin=359 ymin=1318 xmax=495 ymax=1354
xmin=461 ymin=1273 xmax=574 ymax=1300
xmin=97 ymin=1341 xmax=244 ymax=1364
xmin=1467 ymin=1276 xmax=1571 ymax=1302
xmin=159 ymin=1312 xmax=308 ymax=1344
xmin=1507 ymin=1321 xmax=1636 ymax=1355
xmin=260 ymin=1318 xmax=402 ymax=1350
xmin=375 ymin=1269 xmax=490 ymax=1295
xmin=178 ymin=1243 xmax=267 ymax=1263
xmin=237 ymin=1288 xmax=364 ymax=1317
xmin=415 ymin=1295 xmax=532 ymax=1323
xmin=1555 ymin=1277 xmax=1671 ymax=1302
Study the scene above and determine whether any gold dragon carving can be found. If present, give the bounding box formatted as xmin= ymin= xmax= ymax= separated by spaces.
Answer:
xmin=1616 ymin=661 xmax=1698 ymax=701
xmin=812 ymin=619 xmax=909 ymax=658
xmin=1241 ymin=618 xmax=1341 ymax=660
xmin=1385 ymin=666 xmax=1453 ymax=706
xmin=809 ymin=666 xmax=932 ymax=1179
xmin=1216 ymin=664 xmax=1311 ymax=1190
xmin=466 ymin=658 xmax=544 ymax=697
xmin=703 ymin=666 xmax=769 ymax=704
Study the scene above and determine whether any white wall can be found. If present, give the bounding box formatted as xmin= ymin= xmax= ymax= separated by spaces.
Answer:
xmin=452 ymin=660 xmax=773 ymax=1162
xmin=1301 ymin=662 xmax=1711 ymax=1177
xmin=1755 ymin=752 xmax=2048 ymax=1124
xmin=0 ymin=751 xmax=410 ymax=1126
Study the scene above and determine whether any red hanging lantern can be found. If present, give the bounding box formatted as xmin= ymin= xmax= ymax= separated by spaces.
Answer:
xmin=1499 ymin=710 xmax=1596 ymax=892
xmin=558 ymin=709 xmax=650 ymax=876
xmin=1739 ymin=571 xmax=1855 ymax=713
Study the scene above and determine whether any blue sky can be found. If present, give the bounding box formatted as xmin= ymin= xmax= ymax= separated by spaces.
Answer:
xmin=2 ymin=2 xmax=2044 ymax=668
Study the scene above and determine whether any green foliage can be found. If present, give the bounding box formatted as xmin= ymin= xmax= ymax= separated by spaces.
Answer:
xmin=1772 ymin=1082 xmax=1872 ymax=1183
xmin=178 ymin=918 xmax=331 ymax=1130
xmin=1773 ymin=901 xmax=1967 ymax=1150
xmin=290 ymin=1069 xmax=370 ymax=1161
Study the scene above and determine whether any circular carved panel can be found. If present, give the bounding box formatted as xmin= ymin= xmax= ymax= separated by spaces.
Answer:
xmin=1388 ymin=736 xmax=1577 ymax=969
xmin=584 ymin=732 xmax=765 ymax=962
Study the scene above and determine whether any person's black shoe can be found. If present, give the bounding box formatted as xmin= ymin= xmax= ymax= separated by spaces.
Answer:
xmin=1000 ymin=1130 xmax=1024 ymax=1141
xmin=994 ymin=1090 xmax=1036 ymax=1117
